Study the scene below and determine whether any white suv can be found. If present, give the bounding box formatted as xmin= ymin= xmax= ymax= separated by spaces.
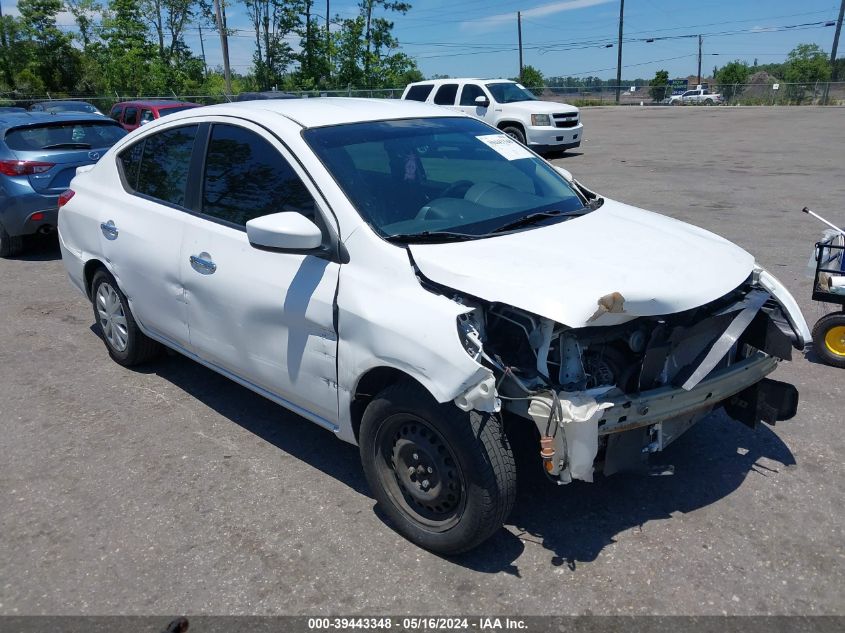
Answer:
xmin=402 ymin=78 xmax=582 ymax=155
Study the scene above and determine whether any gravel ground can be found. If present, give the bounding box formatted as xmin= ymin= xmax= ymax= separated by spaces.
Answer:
xmin=1 ymin=106 xmax=843 ymax=616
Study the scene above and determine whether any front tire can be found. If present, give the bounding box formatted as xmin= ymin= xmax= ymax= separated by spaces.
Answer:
xmin=359 ymin=380 xmax=516 ymax=554
xmin=0 ymin=223 xmax=23 ymax=258
xmin=812 ymin=312 xmax=845 ymax=368
xmin=90 ymin=269 xmax=161 ymax=366
xmin=501 ymin=125 xmax=527 ymax=145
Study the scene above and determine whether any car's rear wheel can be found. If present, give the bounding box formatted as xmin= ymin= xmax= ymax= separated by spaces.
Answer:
xmin=90 ymin=269 xmax=161 ymax=366
xmin=0 ymin=223 xmax=23 ymax=258
xmin=812 ymin=312 xmax=845 ymax=368
xmin=359 ymin=380 xmax=516 ymax=554
xmin=501 ymin=125 xmax=527 ymax=145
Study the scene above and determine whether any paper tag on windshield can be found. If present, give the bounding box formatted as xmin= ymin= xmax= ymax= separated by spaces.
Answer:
xmin=476 ymin=134 xmax=534 ymax=161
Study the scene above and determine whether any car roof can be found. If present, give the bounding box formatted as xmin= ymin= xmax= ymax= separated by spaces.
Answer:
xmin=159 ymin=97 xmax=463 ymax=129
xmin=0 ymin=111 xmax=118 ymax=132
xmin=115 ymin=100 xmax=200 ymax=108
xmin=407 ymin=78 xmax=515 ymax=86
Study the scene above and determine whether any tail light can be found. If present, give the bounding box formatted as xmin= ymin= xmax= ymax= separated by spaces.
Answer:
xmin=0 ymin=160 xmax=55 ymax=176
xmin=58 ymin=189 xmax=75 ymax=208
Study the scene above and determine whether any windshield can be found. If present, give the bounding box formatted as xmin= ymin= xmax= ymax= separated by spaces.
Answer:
xmin=485 ymin=83 xmax=538 ymax=104
xmin=5 ymin=121 xmax=126 ymax=151
xmin=304 ymin=117 xmax=587 ymax=242
xmin=45 ymin=103 xmax=99 ymax=113
xmin=158 ymin=105 xmax=198 ymax=117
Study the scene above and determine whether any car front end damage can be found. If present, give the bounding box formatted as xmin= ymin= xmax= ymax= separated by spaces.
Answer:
xmin=447 ymin=268 xmax=806 ymax=484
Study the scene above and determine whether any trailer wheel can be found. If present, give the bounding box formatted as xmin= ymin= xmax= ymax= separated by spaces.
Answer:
xmin=812 ymin=312 xmax=845 ymax=368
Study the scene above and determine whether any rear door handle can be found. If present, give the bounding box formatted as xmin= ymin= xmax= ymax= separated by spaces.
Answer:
xmin=100 ymin=220 xmax=118 ymax=240
xmin=190 ymin=253 xmax=217 ymax=274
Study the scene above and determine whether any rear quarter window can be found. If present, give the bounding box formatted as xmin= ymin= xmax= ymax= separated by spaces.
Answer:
xmin=405 ymin=85 xmax=434 ymax=102
xmin=433 ymin=84 xmax=459 ymax=105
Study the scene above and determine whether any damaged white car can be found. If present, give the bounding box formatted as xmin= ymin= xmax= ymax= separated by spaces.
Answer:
xmin=57 ymin=99 xmax=810 ymax=554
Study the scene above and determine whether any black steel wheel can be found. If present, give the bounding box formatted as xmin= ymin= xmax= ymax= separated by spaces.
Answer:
xmin=360 ymin=379 xmax=516 ymax=554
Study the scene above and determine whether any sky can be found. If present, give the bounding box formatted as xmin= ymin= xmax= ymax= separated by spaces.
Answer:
xmin=2 ymin=0 xmax=843 ymax=81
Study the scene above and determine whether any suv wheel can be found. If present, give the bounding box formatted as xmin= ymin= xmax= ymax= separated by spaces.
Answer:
xmin=359 ymin=380 xmax=516 ymax=554
xmin=501 ymin=125 xmax=527 ymax=145
xmin=90 ymin=269 xmax=161 ymax=366
xmin=0 ymin=223 xmax=23 ymax=258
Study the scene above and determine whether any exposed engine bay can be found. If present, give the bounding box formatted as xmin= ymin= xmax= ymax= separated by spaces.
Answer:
xmin=448 ymin=274 xmax=802 ymax=484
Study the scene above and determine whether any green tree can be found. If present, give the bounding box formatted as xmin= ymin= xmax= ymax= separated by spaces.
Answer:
xmin=518 ymin=65 xmax=544 ymax=95
xmin=649 ymin=69 xmax=669 ymax=102
xmin=65 ymin=0 xmax=102 ymax=49
xmin=715 ymin=60 xmax=750 ymax=101
xmin=783 ymin=43 xmax=831 ymax=103
xmin=242 ymin=0 xmax=297 ymax=90
xmin=18 ymin=0 xmax=80 ymax=92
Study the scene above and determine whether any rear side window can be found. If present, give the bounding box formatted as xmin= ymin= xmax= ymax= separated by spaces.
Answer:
xmin=110 ymin=105 xmax=122 ymax=120
xmin=134 ymin=125 xmax=198 ymax=207
xmin=433 ymin=84 xmax=459 ymax=105
xmin=124 ymin=107 xmax=138 ymax=125
xmin=5 ymin=122 xmax=125 ymax=151
xmin=119 ymin=141 xmax=144 ymax=190
xmin=405 ymin=85 xmax=434 ymax=102
xmin=201 ymin=124 xmax=315 ymax=227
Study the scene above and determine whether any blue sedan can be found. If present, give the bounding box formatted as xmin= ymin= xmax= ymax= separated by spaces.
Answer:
xmin=0 ymin=112 xmax=126 ymax=257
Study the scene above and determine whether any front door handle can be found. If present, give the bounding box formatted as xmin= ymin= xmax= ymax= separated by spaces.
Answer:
xmin=100 ymin=220 xmax=118 ymax=240
xmin=190 ymin=253 xmax=217 ymax=275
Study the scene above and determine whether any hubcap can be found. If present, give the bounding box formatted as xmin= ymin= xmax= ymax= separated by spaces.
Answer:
xmin=824 ymin=325 xmax=845 ymax=357
xmin=95 ymin=282 xmax=128 ymax=352
xmin=376 ymin=415 xmax=465 ymax=530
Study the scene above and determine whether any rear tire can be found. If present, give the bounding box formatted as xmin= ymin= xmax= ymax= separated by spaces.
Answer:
xmin=90 ymin=269 xmax=161 ymax=366
xmin=501 ymin=125 xmax=527 ymax=146
xmin=812 ymin=312 xmax=845 ymax=368
xmin=359 ymin=380 xmax=516 ymax=554
xmin=0 ymin=223 xmax=23 ymax=258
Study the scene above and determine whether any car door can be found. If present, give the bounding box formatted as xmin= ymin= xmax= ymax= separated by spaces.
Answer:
xmin=179 ymin=120 xmax=340 ymax=423
xmin=100 ymin=124 xmax=199 ymax=348
xmin=457 ymin=83 xmax=492 ymax=121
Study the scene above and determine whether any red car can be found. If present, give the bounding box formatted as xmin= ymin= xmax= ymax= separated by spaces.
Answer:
xmin=108 ymin=100 xmax=201 ymax=132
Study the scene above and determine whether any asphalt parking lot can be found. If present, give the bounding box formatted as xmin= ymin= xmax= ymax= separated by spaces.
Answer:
xmin=1 ymin=106 xmax=844 ymax=616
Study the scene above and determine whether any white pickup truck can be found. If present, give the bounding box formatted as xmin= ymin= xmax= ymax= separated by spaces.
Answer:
xmin=668 ymin=87 xmax=723 ymax=105
xmin=401 ymin=78 xmax=582 ymax=155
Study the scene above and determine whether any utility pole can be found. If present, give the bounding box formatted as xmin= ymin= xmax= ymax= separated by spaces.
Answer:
xmin=213 ymin=0 xmax=232 ymax=95
xmin=697 ymin=34 xmax=703 ymax=86
xmin=326 ymin=0 xmax=331 ymax=79
xmin=517 ymin=11 xmax=523 ymax=82
xmin=831 ymin=0 xmax=845 ymax=81
xmin=198 ymin=22 xmax=208 ymax=79
xmin=615 ymin=0 xmax=624 ymax=103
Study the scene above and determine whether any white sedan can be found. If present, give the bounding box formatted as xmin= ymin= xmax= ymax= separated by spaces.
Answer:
xmin=58 ymin=98 xmax=809 ymax=554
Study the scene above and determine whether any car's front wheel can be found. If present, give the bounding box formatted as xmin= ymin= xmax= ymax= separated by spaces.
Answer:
xmin=359 ymin=380 xmax=516 ymax=554
xmin=501 ymin=125 xmax=527 ymax=145
xmin=90 ymin=269 xmax=161 ymax=366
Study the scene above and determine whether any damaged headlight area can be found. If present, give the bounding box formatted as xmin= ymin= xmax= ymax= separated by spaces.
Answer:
xmin=453 ymin=279 xmax=801 ymax=485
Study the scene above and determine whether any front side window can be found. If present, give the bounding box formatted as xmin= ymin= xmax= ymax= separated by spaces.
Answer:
xmin=134 ymin=125 xmax=198 ymax=207
xmin=201 ymin=124 xmax=315 ymax=227
xmin=485 ymin=83 xmax=537 ymax=104
xmin=460 ymin=84 xmax=486 ymax=106
xmin=140 ymin=109 xmax=154 ymax=123
xmin=433 ymin=84 xmax=459 ymax=105
xmin=304 ymin=117 xmax=587 ymax=242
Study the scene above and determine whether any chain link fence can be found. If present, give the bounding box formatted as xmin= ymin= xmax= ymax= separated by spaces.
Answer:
xmin=2 ymin=82 xmax=844 ymax=111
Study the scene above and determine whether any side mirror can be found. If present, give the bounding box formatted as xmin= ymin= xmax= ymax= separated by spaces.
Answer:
xmin=246 ymin=212 xmax=323 ymax=251
xmin=139 ymin=119 xmax=148 ymax=126
xmin=474 ymin=95 xmax=490 ymax=107
xmin=554 ymin=166 xmax=574 ymax=182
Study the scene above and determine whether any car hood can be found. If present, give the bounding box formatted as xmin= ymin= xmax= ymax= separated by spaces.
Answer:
xmin=408 ymin=199 xmax=755 ymax=328
xmin=496 ymin=100 xmax=578 ymax=115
